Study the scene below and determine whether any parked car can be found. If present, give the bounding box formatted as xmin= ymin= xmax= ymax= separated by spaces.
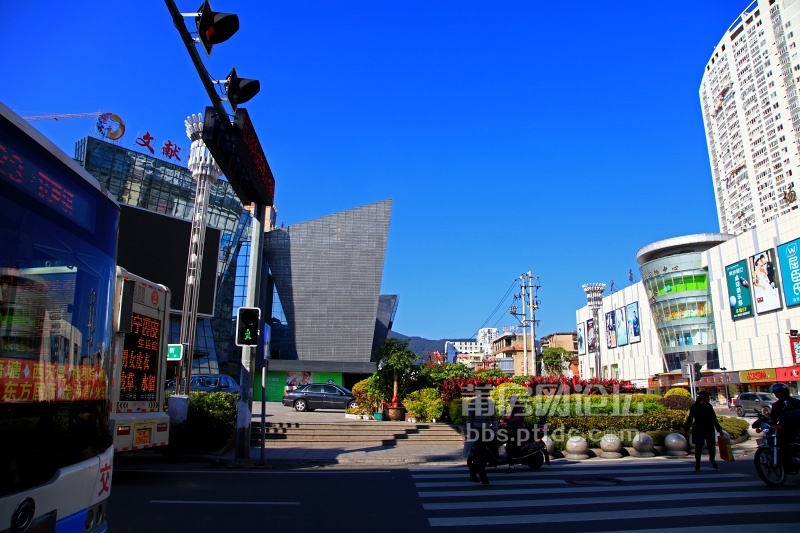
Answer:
xmin=282 ymin=383 xmax=357 ymax=412
xmin=165 ymin=374 xmax=240 ymax=394
xmin=736 ymin=391 xmax=778 ymax=416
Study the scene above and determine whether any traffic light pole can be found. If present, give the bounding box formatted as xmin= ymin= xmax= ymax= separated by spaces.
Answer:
xmin=163 ymin=0 xmax=231 ymax=135
xmin=235 ymin=202 xmax=265 ymax=463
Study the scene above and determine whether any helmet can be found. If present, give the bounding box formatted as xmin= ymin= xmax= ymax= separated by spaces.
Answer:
xmin=769 ymin=383 xmax=790 ymax=398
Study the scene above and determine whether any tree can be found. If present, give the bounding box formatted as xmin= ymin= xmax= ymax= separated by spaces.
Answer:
xmin=373 ymin=338 xmax=420 ymax=407
xmin=541 ymin=347 xmax=570 ymax=376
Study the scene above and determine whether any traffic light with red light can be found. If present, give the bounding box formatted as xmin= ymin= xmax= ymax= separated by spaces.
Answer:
xmin=236 ymin=307 xmax=260 ymax=347
xmin=196 ymin=0 xmax=240 ymax=56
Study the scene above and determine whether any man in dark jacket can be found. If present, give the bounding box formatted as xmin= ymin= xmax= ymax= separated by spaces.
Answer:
xmin=684 ymin=390 xmax=724 ymax=472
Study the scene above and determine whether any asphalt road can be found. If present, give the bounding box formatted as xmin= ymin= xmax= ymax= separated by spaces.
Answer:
xmin=109 ymin=453 xmax=800 ymax=532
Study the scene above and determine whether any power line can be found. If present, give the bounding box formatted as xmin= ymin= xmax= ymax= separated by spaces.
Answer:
xmin=465 ymin=279 xmax=517 ymax=339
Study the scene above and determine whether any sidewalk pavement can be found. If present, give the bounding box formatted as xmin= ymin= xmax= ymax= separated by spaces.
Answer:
xmin=118 ymin=402 xmax=760 ymax=469
xmin=216 ymin=402 xmax=760 ymax=468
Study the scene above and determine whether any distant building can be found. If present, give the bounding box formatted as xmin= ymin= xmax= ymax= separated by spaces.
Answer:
xmin=700 ymin=0 xmax=800 ymax=235
xmin=490 ymin=331 xmax=538 ymax=376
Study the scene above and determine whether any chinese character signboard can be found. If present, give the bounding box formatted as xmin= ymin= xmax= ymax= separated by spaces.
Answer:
xmin=725 ymin=259 xmax=753 ymax=319
xmin=777 ymin=237 xmax=800 ymax=308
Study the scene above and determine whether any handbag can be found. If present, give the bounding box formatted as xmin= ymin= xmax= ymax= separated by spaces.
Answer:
xmin=717 ymin=432 xmax=734 ymax=462
xmin=462 ymin=438 xmax=474 ymax=459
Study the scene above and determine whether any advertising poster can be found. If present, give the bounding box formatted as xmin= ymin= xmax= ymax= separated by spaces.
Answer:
xmin=577 ymin=322 xmax=586 ymax=355
xmin=750 ymin=248 xmax=783 ymax=314
xmin=777 ymin=237 xmax=800 ymax=308
xmin=587 ymin=318 xmax=596 ymax=354
xmin=626 ymin=302 xmax=641 ymax=343
xmin=285 ymin=371 xmax=312 ymax=390
xmin=615 ymin=307 xmax=628 ymax=346
xmin=725 ymin=259 xmax=753 ymax=319
xmin=605 ymin=311 xmax=616 ymax=349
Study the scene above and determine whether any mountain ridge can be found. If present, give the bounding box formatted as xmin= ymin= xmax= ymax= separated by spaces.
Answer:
xmin=387 ymin=331 xmax=472 ymax=358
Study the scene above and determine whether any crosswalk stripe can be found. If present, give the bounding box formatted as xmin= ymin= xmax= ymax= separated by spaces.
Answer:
xmin=411 ymin=464 xmax=713 ymax=480
xmin=427 ymin=503 xmax=800 ymax=527
xmin=422 ymin=488 xmax=798 ymax=511
xmin=414 ymin=472 xmax=749 ymax=488
xmin=418 ymin=479 xmax=762 ymax=497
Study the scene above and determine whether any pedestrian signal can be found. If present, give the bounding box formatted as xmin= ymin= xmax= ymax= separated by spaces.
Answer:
xmin=236 ymin=307 xmax=260 ymax=347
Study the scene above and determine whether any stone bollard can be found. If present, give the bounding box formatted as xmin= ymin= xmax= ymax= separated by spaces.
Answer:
xmin=664 ymin=432 xmax=688 ymax=456
xmin=632 ymin=432 xmax=655 ymax=457
xmin=565 ymin=435 xmax=589 ymax=460
xmin=600 ymin=434 xmax=623 ymax=458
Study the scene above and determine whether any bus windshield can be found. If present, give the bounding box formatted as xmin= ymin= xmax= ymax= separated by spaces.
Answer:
xmin=0 ymin=112 xmax=119 ymax=498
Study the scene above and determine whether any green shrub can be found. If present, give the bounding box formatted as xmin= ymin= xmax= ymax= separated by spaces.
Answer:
xmin=449 ymin=397 xmax=467 ymax=425
xmin=350 ymin=379 xmax=374 ymax=415
xmin=719 ymin=415 xmax=749 ymax=439
xmin=665 ymin=387 xmax=691 ymax=398
xmin=490 ymin=382 xmax=529 ymax=416
xmin=169 ymin=391 xmax=237 ymax=453
xmin=403 ymin=388 xmax=444 ymax=422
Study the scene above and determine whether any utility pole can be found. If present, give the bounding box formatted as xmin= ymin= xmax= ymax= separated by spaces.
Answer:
xmin=520 ymin=274 xmax=529 ymax=376
xmin=527 ymin=272 xmax=540 ymax=377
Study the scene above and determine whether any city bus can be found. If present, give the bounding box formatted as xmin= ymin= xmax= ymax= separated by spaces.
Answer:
xmin=0 ymin=101 xmax=118 ymax=533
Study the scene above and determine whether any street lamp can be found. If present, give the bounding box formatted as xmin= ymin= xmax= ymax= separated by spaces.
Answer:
xmin=582 ymin=283 xmax=606 ymax=379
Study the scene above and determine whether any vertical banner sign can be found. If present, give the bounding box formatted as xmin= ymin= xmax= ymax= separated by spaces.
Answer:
xmin=725 ymin=259 xmax=753 ymax=319
xmin=790 ymin=334 xmax=800 ymax=365
xmin=577 ymin=322 xmax=586 ymax=355
xmin=626 ymin=302 xmax=641 ymax=344
xmin=750 ymin=248 xmax=783 ymax=314
xmin=605 ymin=311 xmax=617 ymax=349
xmin=587 ymin=318 xmax=596 ymax=354
xmin=777 ymin=237 xmax=800 ymax=308
xmin=615 ymin=307 xmax=628 ymax=346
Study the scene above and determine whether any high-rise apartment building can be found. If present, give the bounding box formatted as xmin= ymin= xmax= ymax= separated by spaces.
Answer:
xmin=700 ymin=0 xmax=800 ymax=235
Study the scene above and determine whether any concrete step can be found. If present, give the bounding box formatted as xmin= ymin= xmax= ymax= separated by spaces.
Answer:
xmin=250 ymin=422 xmax=465 ymax=447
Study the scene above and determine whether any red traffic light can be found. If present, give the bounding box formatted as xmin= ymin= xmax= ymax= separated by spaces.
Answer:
xmin=196 ymin=0 xmax=239 ymax=56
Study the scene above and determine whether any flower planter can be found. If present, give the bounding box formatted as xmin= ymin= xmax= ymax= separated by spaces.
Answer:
xmin=386 ymin=407 xmax=406 ymax=421
xmin=373 ymin=413 xmax=385 ymax=421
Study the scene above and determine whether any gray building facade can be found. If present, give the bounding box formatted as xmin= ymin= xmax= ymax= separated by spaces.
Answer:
xmin=264 ymin=200 xmax=394 ymax=374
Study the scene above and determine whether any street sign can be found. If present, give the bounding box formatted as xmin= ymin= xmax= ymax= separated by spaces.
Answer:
xmin=167 ymin=344 xmax=184 ymax=361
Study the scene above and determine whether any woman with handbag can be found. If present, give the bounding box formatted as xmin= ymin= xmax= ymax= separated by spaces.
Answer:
xmin=684 ymin=390 xmax=724 ymax=472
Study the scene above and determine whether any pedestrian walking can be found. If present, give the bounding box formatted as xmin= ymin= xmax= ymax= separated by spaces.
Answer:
xmin=684 ymin=390 xmax=724 ymax=472
xmin=466 ymin=390 xmax=497 ymax=486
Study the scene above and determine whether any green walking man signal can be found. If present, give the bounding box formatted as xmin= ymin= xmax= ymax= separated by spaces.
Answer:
xmin=235 ymin=306 xmax=260 ymax=347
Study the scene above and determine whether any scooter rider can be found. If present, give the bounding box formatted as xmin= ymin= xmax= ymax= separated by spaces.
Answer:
xmin=500 ymin=395 xmax=527 ymax=470
xmin=766 ymin=383 xmax=800 ymax=447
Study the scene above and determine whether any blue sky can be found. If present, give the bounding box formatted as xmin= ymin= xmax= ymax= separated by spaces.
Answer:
xmin=3 ymin=1 xmax=750 ymax=340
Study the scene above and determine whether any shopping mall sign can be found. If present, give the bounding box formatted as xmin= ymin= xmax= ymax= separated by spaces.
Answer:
xmin=739 ymin=368 xmax=776 ymax=383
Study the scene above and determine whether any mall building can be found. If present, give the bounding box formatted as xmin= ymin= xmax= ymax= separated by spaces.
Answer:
xmin=575 ymin=0 xmax=800 ymax=398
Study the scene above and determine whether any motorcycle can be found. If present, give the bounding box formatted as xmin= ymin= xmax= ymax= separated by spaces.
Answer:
xmin=468 ymin=424 xmax=550 ymax=471
xmin=751 ymin=411 xmax=800 ymax=487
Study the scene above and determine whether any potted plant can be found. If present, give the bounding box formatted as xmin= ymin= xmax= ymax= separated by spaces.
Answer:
xmin=373 ymin=338 xmax=420 ymax=421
